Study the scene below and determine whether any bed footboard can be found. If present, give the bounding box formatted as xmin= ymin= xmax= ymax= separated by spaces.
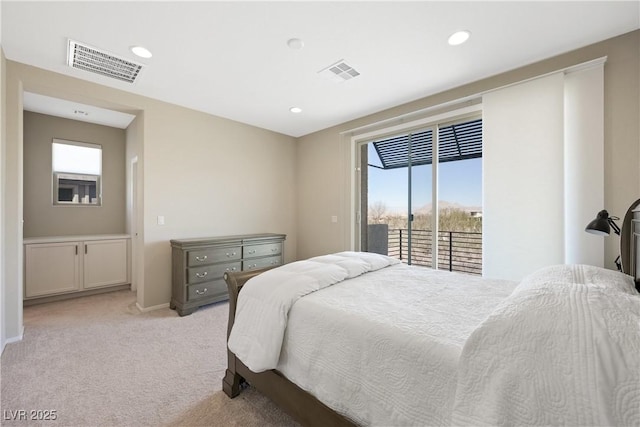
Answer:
xmin=222 ymin=267 xmax=357 ymax=426
xmin=222 ymin=267 xmax=274 ymax=397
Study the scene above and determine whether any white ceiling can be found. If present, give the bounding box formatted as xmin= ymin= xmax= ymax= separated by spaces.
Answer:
xmin=23 ymin=92 xmax=136 ymax=129
xmin=2 ymin=1 xmax=639 ymax=137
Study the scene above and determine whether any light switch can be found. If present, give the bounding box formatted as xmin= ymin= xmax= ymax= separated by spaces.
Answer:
xmin=157 ymin=215 xmax=165 ymax=225
xmin=331 ymin=215 xmax=338 ymax=223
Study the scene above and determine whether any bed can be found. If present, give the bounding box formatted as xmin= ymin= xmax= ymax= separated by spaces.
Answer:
xmin=222 ymin=252 xmax=640 ymax=426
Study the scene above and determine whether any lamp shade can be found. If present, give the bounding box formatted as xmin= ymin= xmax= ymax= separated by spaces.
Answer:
xmin=585 ymin=210 xmax=611 ymax=235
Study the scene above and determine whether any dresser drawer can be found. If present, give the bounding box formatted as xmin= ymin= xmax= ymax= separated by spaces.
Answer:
xmin=188 ymin=246 xmax=241 ymax=266
xmin=243 ymin=243 xmax=282 ymax=259
xmin=243 ymin=255 xmax=282 ymax=271
xmin=188 ymin=261 xmax=241 ymax=284
xmin=187 ymin=280 xmax=227 ymax=301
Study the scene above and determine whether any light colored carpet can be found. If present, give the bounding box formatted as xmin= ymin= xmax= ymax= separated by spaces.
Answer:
xmin=0 ymin=290 xmax=299 ymax=427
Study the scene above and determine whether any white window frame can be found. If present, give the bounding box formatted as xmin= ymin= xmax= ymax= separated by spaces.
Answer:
xmin=52 ymin=138 xmax=103 ymax=207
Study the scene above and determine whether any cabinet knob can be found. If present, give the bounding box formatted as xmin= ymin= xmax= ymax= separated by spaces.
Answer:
xmin=195 ymin=288 xmax=208 ymax=295
xmin=195 ymin=255 xmax=208 ymax=262
xmin=195 ymin=271 xmax=208 ymax=278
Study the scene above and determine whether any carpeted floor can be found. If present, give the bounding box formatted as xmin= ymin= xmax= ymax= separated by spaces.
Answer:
xmin=0 ymin=290 xmax=298 ymax=426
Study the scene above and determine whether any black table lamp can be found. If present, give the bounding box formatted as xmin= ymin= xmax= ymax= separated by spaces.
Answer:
xmin=585 ymin=210 xmax=621 ymax=236
xmin=585 ymin=209 xmax=621 ymax=269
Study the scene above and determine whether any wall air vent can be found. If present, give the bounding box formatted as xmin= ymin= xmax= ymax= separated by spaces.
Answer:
xmin=318 ymin=59 xmax=360 ymax=83
xmin=67 ymin=40 xmax=143 ymax=84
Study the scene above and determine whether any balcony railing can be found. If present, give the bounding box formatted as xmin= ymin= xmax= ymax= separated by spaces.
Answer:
xmin=387 ymin=229 xmax=482 ymax=275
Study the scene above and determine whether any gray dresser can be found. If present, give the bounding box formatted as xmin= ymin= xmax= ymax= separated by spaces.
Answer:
xmin=170 ymin=233 xmax=286 ymax=316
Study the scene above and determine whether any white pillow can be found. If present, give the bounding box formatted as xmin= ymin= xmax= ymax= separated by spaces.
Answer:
xmin=516 ymin=264 xmax=637 ymax=295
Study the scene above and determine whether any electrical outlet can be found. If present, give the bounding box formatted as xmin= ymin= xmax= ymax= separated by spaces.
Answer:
xmin=157 ymin=215 xmax=165 ymax=225
xmin=331 ymin=215 xmax=338 ymax=223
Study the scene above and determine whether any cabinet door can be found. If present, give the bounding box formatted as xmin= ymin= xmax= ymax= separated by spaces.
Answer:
xmin=84 ymin=239 xmax=128 ymax=289
xmin=25 ymin=242 xmax=81 ymax=297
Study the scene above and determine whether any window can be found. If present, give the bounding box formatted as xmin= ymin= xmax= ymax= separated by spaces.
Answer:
xmin=52 ymin=139 xmax=102 ymax=206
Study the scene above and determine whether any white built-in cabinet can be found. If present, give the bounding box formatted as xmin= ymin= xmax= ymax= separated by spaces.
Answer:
xmin=83 ymin=239 xmax=128 ymax=289
xmin=24 ymin=235 xmax=130 ymax=300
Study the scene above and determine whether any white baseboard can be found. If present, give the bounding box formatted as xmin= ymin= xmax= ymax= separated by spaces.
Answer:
xmin=2 ymin=326 xmax=25 ymax=354
xmin=135 ymin=302 xmax=169 ymax=313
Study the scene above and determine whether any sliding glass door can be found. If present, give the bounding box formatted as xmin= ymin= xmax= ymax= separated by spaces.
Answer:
xmin=408 ymin=131 xmax=433 ymax=265
xmin=361 ymin=128 xmax=433 ymax=266
xmin=358 ymin=116 xmax=483 ymax=274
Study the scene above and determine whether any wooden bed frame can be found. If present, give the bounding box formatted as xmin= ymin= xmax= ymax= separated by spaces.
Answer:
xmin=221 ymin=223 xmax=640 ymax=425
xmin=222 ymin=268 xmax=357 ymax=427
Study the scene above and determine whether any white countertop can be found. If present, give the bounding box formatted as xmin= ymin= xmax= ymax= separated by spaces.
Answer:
xmin=24 ymin=234 xmax=130 ymax=244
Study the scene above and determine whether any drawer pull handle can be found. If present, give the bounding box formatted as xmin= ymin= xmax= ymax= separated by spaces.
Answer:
xmin=195 ymin=288 xmax=208 ymax=295
xmin=270 ymin=261 xmax=278 ymax=265
xmin=195 ymin=255 xmax=208 ymax=262
xmin=195 ymin=272 xmax=208 ymax=278
xmin=226 ymin=267 xmax=237 ymax=272
xmin=226 ymin=252 xmax=237 ymax=257
xmin=248 ymin=250 xmax=256 ymax=254
xmin=271 ymin=248 xmax=277 ymax=252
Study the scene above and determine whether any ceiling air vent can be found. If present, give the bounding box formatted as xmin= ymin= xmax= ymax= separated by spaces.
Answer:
xmin=318 ymin=59 xmax=360 ymax=83
xmin=67 ymin=40 xmax=143 ymax=84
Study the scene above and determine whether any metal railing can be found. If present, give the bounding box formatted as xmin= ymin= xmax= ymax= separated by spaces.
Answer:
xmin=387 ymin=229 xmax=482 ymax=275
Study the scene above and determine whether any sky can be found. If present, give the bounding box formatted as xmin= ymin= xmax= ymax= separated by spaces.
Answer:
xmin=367 ymin=143 xmax=482 ymax=213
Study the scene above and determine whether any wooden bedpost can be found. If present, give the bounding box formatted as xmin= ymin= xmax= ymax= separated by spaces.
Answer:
xmin=222 ymin=267 xmax=274 ymax=398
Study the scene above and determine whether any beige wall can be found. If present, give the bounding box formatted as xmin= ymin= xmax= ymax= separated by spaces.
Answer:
xmin=296 ymin=30 xmax=640 ymax=270
xmin=141 ymin=101 xmax=297 ymax=307
xmin=23 ymin=112 xmax=126 ymax=237
xmin=3 ymin=60 xmax=297 ymax=340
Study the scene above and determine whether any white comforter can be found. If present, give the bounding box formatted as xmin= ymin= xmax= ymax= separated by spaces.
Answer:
xmin=227 ymin=251 xmax=401 ymax=372
xmin=451 ymin=264 xmax=640 ymax=426
xmin=228 ymin=255 xmax=640 ymax=426
xmin=276 ymin=261 xmax=516 ymax=426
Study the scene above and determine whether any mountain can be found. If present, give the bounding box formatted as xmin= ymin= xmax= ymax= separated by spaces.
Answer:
xmin=414 ymin=201 xmax=482 ymax=214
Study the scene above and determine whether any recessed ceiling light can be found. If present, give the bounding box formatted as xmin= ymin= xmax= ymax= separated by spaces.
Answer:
xmin=289 ymin=107 xmax=302 ymax=114
xmin=130 ymin=45 xmax=152 ymax=59
xmin=448 ymin=30 xmax=471 ymax=46
xmin=287 ymin=38 xmax=304 ymax=50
